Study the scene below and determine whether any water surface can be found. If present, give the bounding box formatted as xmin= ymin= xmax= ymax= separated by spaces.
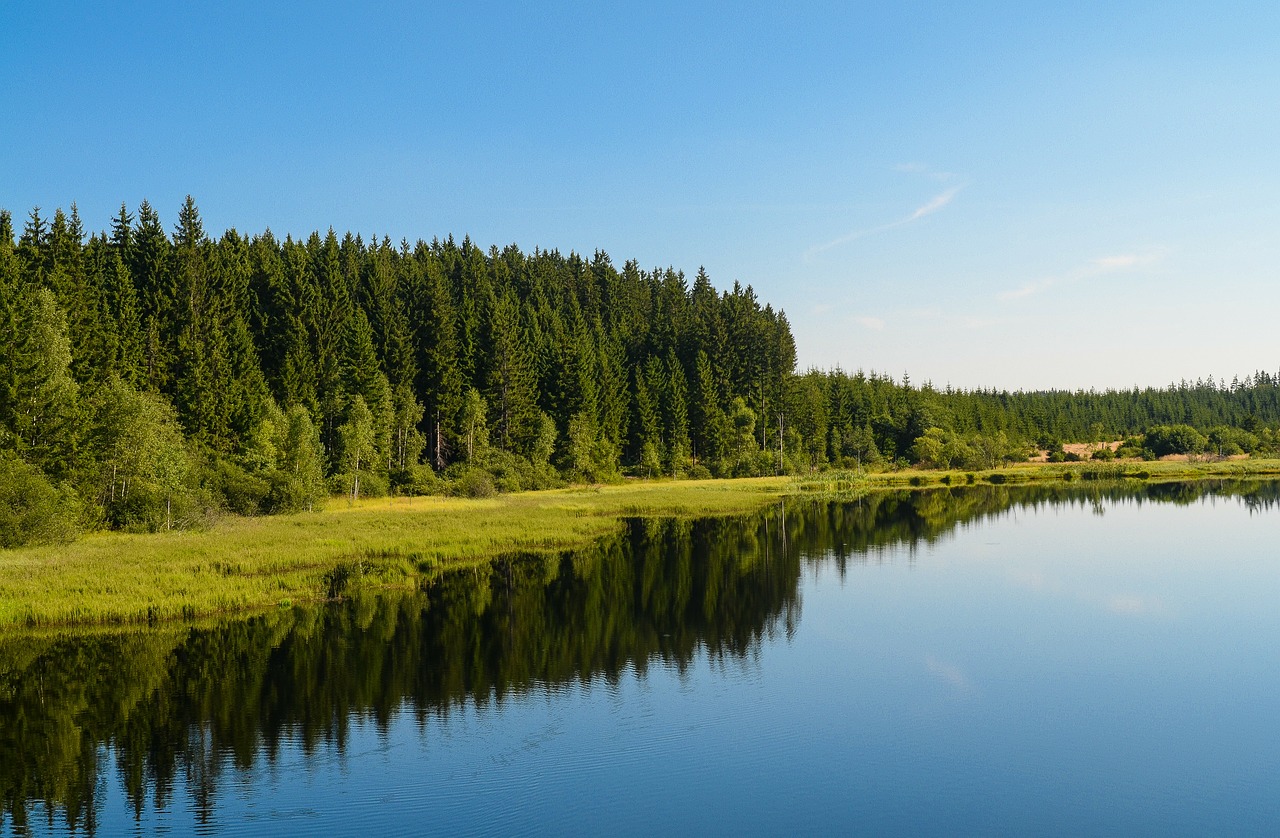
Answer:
xmin=3 ymin=481 xmax=1279 ymax=835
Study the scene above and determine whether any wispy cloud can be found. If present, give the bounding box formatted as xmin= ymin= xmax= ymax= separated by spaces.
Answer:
xmin=998 ymin=278 xmax=1054 ymax=301
xmin=894 ymin=162 xmax=957 ymax=181
xmin=925 ymin=655 xmax=976 ymax=696
xmin=805 ymin=166 xmax=968 ymax=259
xmin=1092 ymin=254 xmax=1145 ymax=269
xmin=855 ymin=315 xmax=885 ymax=330
xmin=997 ymin=251 xmax=1162 ymax=302
xmin=909 ymin=186 xmax=962 ymax=220
xmin=806 ymin=186 xmax=965 ymax=257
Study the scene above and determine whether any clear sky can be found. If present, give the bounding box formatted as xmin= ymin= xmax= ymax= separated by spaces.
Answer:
xmin=4 ymin=2 xmax=1278 ymax=391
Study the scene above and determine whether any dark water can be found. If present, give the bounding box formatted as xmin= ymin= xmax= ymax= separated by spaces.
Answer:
xmin=4 ymin=480 xmax=1280 ymax=836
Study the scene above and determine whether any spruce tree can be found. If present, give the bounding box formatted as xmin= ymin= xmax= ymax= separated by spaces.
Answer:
xmin=10 ymin=288 xmax=81 ymax=479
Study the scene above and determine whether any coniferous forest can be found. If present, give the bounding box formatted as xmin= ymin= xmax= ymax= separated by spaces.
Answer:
xmin=4 ymin=198 xmax=1280 ymax=546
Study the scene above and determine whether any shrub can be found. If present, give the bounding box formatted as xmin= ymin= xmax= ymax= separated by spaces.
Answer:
xmin=452 ymin=468 xmax=496 ymax=498
xmin=1144 ymin=424 xmax=1208 ymax=457
xmin=328 ymin=471 xmax=388 ymax=500
xmin=207 ymin=458 xmax=270 ymax=515
xmin=0 ymin=453 xmax=81 ymax=547
xmin=400 ymin=464 xmax=445 ymax=496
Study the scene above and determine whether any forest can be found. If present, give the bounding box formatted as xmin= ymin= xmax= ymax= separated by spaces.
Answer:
xmin=3 ymin=198 xmax=1280 ymax=546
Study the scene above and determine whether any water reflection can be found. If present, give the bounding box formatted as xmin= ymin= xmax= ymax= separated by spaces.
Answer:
xmin=3 ymin=478 xmax=1279 ymax=835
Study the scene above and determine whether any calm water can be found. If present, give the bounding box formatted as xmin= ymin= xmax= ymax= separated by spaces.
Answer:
xmin=4 ymin=481 xmax=1280 ymax=836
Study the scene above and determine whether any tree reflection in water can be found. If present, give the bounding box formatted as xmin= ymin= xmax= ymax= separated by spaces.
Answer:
xmin=3 ymin=479 xmax=1279 ymax=834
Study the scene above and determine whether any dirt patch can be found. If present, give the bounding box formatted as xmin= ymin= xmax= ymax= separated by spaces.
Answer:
xmin=1029 ymin=440 xmax=1123 ymax=463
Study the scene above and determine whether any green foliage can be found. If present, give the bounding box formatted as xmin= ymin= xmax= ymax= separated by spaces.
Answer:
xmin=459 ymin=386 xmax=489 ymax=463
xmin=337 ymin=396 xmax=377 ymax=501
xmin=1207 ymin=425 xmax=1257 ymax=456
xmin=86 ymin=378 xmax=192 ymax=531
xmin=271 ymin=404 xmax=327 ymax=512
xmin=566 ymin=411 xmax=619 ymax=483
xmin=1144 ymin=424 xmax=1208 ymax=457
xmin=451 ymin=467 xmax=497 ymax=498
xmin=0 ymin=451 xmax=81 ymax=546
xmin=6 ymin=287 xmax=81 ymax=478
xmin=7 ymin=199 xmax=1280 ymax=547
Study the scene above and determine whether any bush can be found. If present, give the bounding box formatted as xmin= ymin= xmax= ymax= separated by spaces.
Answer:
xmin=1091 ymin=447 xmax=1116 ymax=461
xmin=328 ymin=470 xmax=388 ymax=500
xmin=452 ymin=468 xmax=496 ymax=498
xmin=0 ymin=453 xmax=81 ymax=547
xmin=1144 ymin=424 xmax=1208 ymax=457
xmin=1207 ymin=426 xmax=1257 ymax=456
xmin=206 ymin=458 xmax=270 ymax=515
xmin=687 ymin=464 xmax=713 ymax=480
xmin=399 ymin=464 xmax=445 ymax=496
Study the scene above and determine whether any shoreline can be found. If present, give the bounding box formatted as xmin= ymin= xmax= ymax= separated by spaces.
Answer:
xmin=4 ymin=460 xmax=1280 ymax=630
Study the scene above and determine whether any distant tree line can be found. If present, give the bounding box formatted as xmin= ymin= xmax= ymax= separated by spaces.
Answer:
xmin=3 ymin=199 xmax=1279 ymax=544
xmin=783 ymin=368 xmax=1280 ymax=471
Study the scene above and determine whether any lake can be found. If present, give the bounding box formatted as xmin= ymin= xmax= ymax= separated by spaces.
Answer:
xmin=3 ymin=480 xmax=1280 ymax=836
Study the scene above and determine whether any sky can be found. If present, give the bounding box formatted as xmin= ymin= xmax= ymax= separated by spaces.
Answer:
xmin=4 ymin=1 xmax=1279 ymax=391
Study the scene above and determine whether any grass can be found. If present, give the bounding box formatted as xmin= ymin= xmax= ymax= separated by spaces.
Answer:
xmin=0 ymin=478 xmax=786 ymax=629
xmin=6 ymin=458 xmax=1280 ymax=630
xmin=792 ymin=457 xmax=1280 ymax=492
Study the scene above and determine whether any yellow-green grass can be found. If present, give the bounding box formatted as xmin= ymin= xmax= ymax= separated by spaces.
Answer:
xmin=7 ymin=459 xmax=1280 ymax=630
xmin=0 ymin=478 xmax=787 ymax=629
xmin=797 ymin=457 xmax=1280 ymax=492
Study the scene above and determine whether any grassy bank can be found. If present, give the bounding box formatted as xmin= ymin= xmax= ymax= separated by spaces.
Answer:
xmin=0 ymin=478 xmax=787 ymax=628
xmin=795 ymin=457 xmax=1280 ymax=492
xmin=6 ymin=459 xmax=1280 ymax=630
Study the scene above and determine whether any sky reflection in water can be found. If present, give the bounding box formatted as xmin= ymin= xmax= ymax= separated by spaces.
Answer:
xmin=4 ymin=481 xmax=1280 ymax=836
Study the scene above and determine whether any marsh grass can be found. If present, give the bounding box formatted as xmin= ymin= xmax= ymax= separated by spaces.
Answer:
xmin=790 ymin=458 xmax=1280 ymax=492
xmin=7 ymin=461 xmax=1280 ymax=629
xmin=0 ymin=478 xmax=785 ymax=628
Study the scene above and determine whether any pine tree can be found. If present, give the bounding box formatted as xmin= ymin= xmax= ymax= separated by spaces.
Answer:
xmin=130 ymin=200 xmax=173 ymax=391
xmin=692 ymin=350 xmax=728 ymax=468
xmin=484 ymin=289 xmax=537 ymax=453
xmin=664 ymin=352 xmax=692 ymax=475
xmin=10 ymin=288 xmax=81 ymax=479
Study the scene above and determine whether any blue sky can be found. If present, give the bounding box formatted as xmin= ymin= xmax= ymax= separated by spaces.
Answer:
xmin=4 ymin=2 xmax=1279 ymax=390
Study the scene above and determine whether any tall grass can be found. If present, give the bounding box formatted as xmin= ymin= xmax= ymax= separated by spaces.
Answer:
xmin=0 ymin=478 xmax=785 ymax=628
xmin=6 ymin=460 xmax=1280 ymax=629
